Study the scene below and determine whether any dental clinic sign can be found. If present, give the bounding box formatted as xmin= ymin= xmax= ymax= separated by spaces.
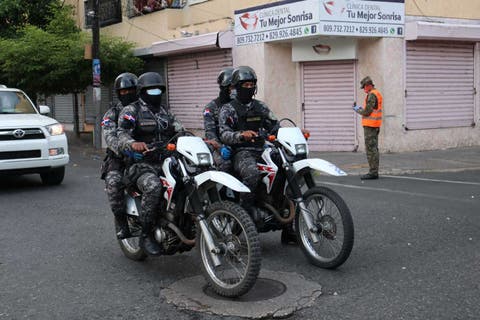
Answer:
xmin=319 ymin=0 xmax=405 ymax=37
xmin=234 ymin=0 xmax=405 ymax=45
xmin=234 ymin=0 xmax=320 ymax=46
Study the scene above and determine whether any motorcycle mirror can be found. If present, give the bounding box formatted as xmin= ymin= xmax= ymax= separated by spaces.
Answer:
xmin=303 ymin=132 xmax=310 ymax=139
xmin=166 ymin=143 xmax=176 ymax=151
xmin=268 ymin=135 xmax=276 ymax=142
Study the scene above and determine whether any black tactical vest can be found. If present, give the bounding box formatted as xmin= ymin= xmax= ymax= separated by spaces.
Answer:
xmin=231 ymin=99 xmax=266 ymax=149
xmin=131 ymin=103 xmax=158 ymax=143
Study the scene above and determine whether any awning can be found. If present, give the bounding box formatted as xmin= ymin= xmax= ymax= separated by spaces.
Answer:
xmin=405 ymin=21 xmax=480 ymax=41
xmin=134 ymin=31 xmax=234 ymax=57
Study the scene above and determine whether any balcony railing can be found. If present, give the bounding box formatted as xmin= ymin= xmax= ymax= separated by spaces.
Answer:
xmin=127 ymin=0 xmax=187 ymax=18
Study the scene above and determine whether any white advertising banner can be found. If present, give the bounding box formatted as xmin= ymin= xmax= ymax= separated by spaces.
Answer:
xmin=319 ymin=0 xmax=405 ymax=37
xmin=234 ymin=0 xmax=405 ymax=46
xmin=234 ymin=0 xmax=320 ymax=46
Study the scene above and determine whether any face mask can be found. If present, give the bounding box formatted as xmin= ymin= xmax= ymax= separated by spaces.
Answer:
xmin=118 ymin=92 xmax=137 ymax=106
xmin=141 ymin=90 xmax=162 ymax=110
xmin=146 ymin=88 xmax=162 ymax=95
xmin=219 ymin=87 xmax=231 ymax=104
xmin=236 ymin=86 xmax=256 ymax=104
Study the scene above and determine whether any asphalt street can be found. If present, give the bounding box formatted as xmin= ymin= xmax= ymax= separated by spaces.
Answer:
xmin=0 ymin=145 xmax=479 ymax=320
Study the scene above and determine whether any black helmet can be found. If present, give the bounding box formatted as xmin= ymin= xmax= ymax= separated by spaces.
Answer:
xmin=231 ymin=66 xmax=257 ymax=87
xmin=217 ymin=67 xmax=234 ymax=88
xmin=114 ymin=72 xmax=138 ymax=91
xmin=137 ymin=72 xmax=166 ymax=92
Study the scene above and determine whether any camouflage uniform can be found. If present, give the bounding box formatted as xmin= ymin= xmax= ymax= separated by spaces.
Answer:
xmin=219 ymin=98 xmax=278 ymax=211
xmin=358 ymin=92 xmax=380 ymax=175
xmin=101 ymin=102 xmax=127 ymax=224
xmin=117 ymin=99 xmax=183 ymax=229
xmin=203 ymin=98 xmax=232 ymax=172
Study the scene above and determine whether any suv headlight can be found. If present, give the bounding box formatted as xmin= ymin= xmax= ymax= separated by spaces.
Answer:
xmin=197 ymin=153 xmax=212 ymax=166
xmin=295 ymin=144 xmax=307 ymax=155
xmin=46 ymin=123 xmax=64 ymax=136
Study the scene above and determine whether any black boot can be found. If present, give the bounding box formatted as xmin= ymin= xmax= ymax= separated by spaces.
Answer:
xmin=281 ymin=224 xmax=298 ymax=245
xmin=139 ymin=223 xmax=161 ymax=256
xmin=114 ymin=214 xmax=131 ymax=240
xmin=360 ymin=173 xmax=379 ymax=180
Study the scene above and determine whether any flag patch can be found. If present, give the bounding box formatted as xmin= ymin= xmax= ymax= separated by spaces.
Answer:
xmin=123 ymin=113 xmax=136 ymax=123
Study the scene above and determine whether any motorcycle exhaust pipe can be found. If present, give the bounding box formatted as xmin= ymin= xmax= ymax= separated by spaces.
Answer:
xmin=261 ymin=200 xmax=296 ymax=224
xmin=167 ymin=222 xmax=195 ymax=246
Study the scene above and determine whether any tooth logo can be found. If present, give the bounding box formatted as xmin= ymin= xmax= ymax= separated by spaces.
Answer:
xmin=239 ymin=12 xmax=259 ymax=31
xmin=323 ymin=1 xmax=346 ymax=16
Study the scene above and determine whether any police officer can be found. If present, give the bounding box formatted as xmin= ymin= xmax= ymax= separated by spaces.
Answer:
xmin=117 ymin=72 xmax=183 ymax=255
xmin=353 ymin=76 xmax=383 ymax=180
xmin=101 ymin=72 xmax=139 ymax=239
xmin=218 ymin=66 xmax=279 ymax=221
xmin=203 ymin=67 xmax=234 ymax=172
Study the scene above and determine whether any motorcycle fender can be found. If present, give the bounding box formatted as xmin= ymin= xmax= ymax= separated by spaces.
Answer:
xmin=292 ymin=158 xmax=347 ymax=176
xmin=194 ymin=171 xmax=250 ymax=193
xmin=126 ymin=195 xmax=140 ymax=216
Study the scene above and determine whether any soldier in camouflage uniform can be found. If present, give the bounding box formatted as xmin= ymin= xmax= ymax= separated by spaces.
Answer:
xmin=101 ymin=72 xmax=139 ymax=239
xmin=117 ymin=72 xmax=183 ymax=255
xmin=353 ymin=76 xmax=383 ymax=180
xmin=218 ymin=66 xmax=279 ymax=221
xmin=203 ymin=67 xmax=234 ymax=172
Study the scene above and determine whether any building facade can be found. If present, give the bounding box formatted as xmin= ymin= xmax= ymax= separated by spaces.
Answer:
xmin=66 ymin=0 xmax=480 ymax=152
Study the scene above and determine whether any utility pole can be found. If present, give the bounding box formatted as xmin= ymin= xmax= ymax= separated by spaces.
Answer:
xmin=92 ymin=0 xmax=102 ymax=149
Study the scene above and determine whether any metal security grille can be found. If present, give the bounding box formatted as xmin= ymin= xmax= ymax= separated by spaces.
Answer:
xmin=405 ymin=41 xmax=475 ymax=129
xmin=53 ymin=94 xmax=74 ymax=124
xmin=167 ymin=50 xmax=233 ymax=129
xmin=302 ymin=60 xmax=356 ymax=151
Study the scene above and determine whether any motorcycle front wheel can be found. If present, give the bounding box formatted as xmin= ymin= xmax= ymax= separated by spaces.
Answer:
xmin=117 ymin=216 xmax=148 ymax=261
xmin=296 ymin=186 xmax=354 ymax=269
xmin=197 ymin=201 xmax=261 ymax=298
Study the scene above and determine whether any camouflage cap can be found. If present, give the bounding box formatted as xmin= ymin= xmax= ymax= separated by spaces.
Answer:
xmin=360 ymin=76 xmax=374 ymax=89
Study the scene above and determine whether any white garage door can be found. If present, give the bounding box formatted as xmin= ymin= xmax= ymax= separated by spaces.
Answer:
xmin=302 ymin=60 xmax=357 ymax=152
xmin=167 ymin=49 xmax=233 ymax=129
xmin=406 ymin=41 xmax=475 ymax=129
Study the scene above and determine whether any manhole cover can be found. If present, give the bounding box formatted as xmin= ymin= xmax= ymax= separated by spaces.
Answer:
xmin=203 ymin=278 xmax=286 ymax=301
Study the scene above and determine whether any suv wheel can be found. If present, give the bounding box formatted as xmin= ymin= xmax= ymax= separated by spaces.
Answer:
xmin=40 ymin=166 xmax=65 ymax=185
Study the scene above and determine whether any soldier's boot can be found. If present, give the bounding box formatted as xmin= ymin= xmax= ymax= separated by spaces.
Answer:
xmin=139 ymin=223 xmax=161 ymax=256
xmin=241 ymin=194 xmax=262 ymax=223
xmin=360 ymin=173 xmax=379 ymax=180
xmin=281 ymin=223 xmax=298 ymax=245
xmin=114 ymin=214 xmax=131 ymax=240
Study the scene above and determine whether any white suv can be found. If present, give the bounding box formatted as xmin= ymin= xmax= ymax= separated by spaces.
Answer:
xmin=0 ymin=86 xmax=69 ymax=185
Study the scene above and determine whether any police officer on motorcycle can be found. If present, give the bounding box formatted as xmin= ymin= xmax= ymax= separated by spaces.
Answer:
xmin=218 ymin=66 xmax=279 ymax=222
xmin=101 ymin=72 xmax=139 ymax=240
xmin=117 ymin=72 xmax=183 ymax=255
xmin=203 ymin=67 xmax=234 ymax=172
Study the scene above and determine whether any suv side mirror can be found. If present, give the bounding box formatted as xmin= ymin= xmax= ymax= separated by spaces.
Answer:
xmin=39 ymin=105 xmax=51 ymax=114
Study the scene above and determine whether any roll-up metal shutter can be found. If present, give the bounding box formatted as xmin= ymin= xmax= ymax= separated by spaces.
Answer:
xmin=406 ymin=41 xmax=475 ymax=129
xmin=167 ymin=50 xmax=232 ymax=129
xmin=302 ymin=60 xmax=356 ymax=152
xmin=53 ymin=94 xmax=74 ymax=123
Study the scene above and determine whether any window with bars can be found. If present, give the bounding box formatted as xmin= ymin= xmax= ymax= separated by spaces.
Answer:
xmin=84 ymin=0 xmax=122 ymax=28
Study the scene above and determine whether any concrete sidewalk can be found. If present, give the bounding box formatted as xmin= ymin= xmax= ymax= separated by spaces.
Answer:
xmin=67 ymin=132 xmax=480 ymax=176
xmin=311 ymin=147 xmax=480 ymax=176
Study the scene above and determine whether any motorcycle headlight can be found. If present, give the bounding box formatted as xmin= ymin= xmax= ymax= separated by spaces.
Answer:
xmin=197 ymin=153 xmax=211 ymax=166
xmin=46 ymin=123 xmax=64 ymax=136
xmin=295 ymin=144 xmax=307 ymax=155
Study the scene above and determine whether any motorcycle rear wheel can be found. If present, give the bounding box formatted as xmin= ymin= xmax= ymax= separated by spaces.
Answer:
xmin=197 ymin=201 xmax=261 ymax=297
xmin=117 ymin=216 xmax=148 ymax=261
xmin=296 ymin=186 xmax=354 ymax=269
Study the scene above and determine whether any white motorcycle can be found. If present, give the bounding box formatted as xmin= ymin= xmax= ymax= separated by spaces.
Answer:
xmin=118 ymin=132 xmax=261 ymax=297
xmin=229 ymin=119 xmax=354 ymax=269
